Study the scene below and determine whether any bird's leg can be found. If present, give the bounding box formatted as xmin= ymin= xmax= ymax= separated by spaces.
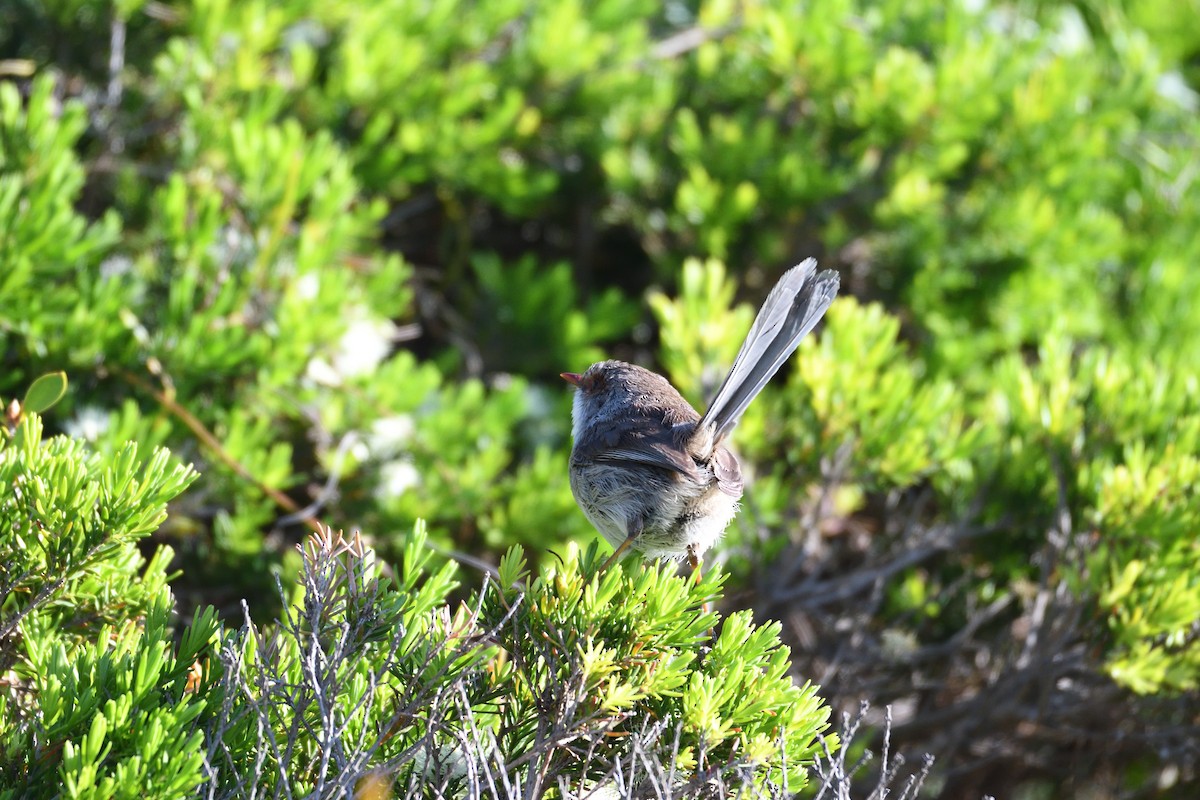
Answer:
xmin=599 ymin=518 xmax=643 ymax=572
xmin=687 ymin=544 xmax=712 ymax=618
xmin=687 ymin=544 xmax=702 ymax=581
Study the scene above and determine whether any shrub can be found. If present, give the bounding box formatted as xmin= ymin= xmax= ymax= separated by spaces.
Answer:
xmin=0 ymin=412 xmax=833 ymax=798
xmin=3 ymin=0 xmax=1199 ymax=795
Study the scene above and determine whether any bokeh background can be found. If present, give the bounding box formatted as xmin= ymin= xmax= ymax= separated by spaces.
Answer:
xmin=3 ymin=0 xmax=1199 ymax=796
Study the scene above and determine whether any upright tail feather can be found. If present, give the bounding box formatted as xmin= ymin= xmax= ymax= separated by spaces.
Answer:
xmin=698 ymin=259 xmax=839 ymax=442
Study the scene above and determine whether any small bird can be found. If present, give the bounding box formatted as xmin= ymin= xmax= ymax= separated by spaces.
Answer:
xmin=562 ymin=259 xmax=839 ymax=570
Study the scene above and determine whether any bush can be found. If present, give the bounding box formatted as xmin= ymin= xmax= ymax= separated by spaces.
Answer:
xmin=3 ymin=0 xmax=1199 ymax=795
xmin=0 ymin=413 xmax=833 ymax=797
xmin=0 ymin=414 xmax=213 ymax=795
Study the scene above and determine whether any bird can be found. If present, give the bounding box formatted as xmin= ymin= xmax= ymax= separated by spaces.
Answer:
xmin=561 ymin=259 xmax=839 ymax=571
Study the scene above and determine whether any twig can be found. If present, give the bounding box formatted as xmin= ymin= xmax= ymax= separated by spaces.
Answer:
xmin=114 ymin=366 xmax=322 ymax=532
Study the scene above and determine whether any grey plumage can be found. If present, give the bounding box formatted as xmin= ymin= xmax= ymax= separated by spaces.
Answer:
xmin=564 ymin=260 xmax=839 ymax=565
xmin=699 ymin=259 xmax=840 ymax=442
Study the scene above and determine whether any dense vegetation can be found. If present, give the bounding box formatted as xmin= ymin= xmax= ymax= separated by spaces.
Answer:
xmin=2 ymin=0 xmax=1198 ymax=797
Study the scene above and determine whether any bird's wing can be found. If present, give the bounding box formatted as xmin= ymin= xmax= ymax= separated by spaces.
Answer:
xmin=590 ymin=443 xmax=697 ymax=478
xmin=575 ymin=420 xmax=702 ymax=480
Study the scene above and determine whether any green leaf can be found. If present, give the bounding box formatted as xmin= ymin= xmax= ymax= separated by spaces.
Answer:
xmin=22 ymin=371 xmax=68 ymax=414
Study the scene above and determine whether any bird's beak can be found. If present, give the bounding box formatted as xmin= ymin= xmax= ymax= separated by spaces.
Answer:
xmin=560 ymin=372 xmax=582 ymax=387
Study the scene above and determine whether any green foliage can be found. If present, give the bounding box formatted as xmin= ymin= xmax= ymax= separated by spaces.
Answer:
xmin=469 ymin=254 xmax=638 ymax=376
xmin=652 ymin=250 xmax=1200 ymax=700
xmin=483 ymin=544 xmax=832 ymax=793
xmin=788 ymin=297 xmax=977 ymax=489
xmin=202 ymin=528 xmax=833 ymax=796
xmin=1095 ymin=447 xmax=1200 ymax=693
xmin=0 ymin=67 xmax=605 ymax=600
xmin=0 ymin=412 xmax=831 ymax=796
xmin=21 ymin=372 xmax=68 ymax=415
xmin=0 ymin=415 xmax=213 ymax=797
xmin=5 ymin=0 xmax=1200 ymax=793
xmin=649 ymin=258 xmax=757 ymax=410
xmin=0 ymin=415 xmax=197 ymax=638
xmin=16 ymin=600 xmax=216 ymax=799
xmin=0 ymin=78 xmax=120 ymax=371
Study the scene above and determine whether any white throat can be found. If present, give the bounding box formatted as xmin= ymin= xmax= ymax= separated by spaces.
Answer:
xmin=570 ymin=389 xmax=588 ymax=446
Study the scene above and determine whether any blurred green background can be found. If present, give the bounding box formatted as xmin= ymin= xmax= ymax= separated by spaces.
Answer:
xmin=2 ymin=0 xmax=1198 ymax=796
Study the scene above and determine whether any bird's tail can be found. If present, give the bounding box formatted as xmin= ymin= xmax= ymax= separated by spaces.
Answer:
xmin=698 ymin=259 xmax=840 ymax=442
